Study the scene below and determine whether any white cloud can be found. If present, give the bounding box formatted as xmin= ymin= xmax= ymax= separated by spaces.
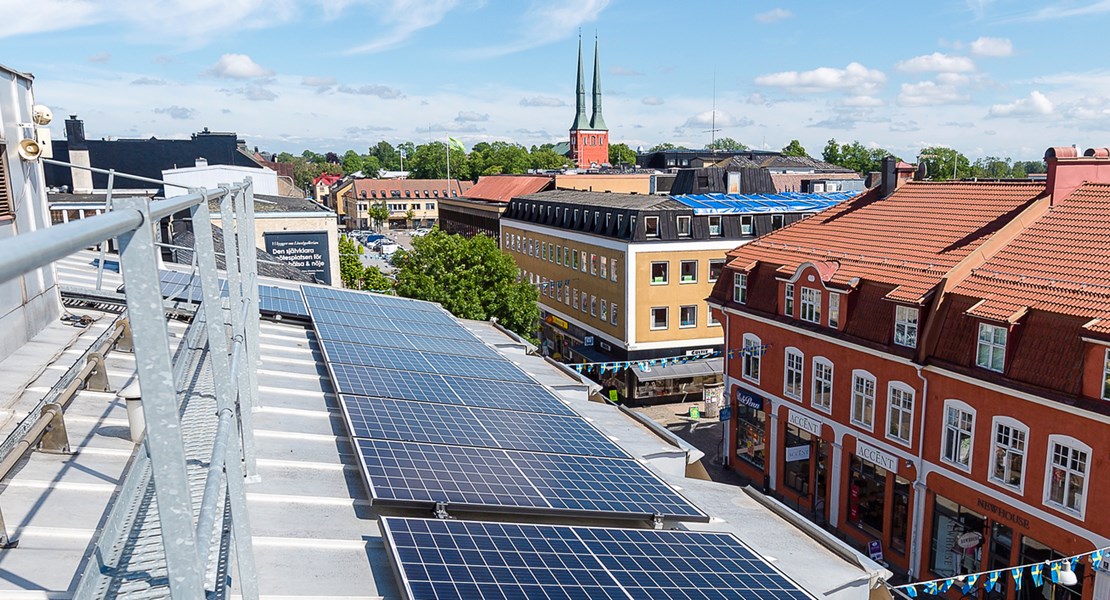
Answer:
xmin=890 ymin=120 xmax=921 ymax=132
xmin=345 ymin=0 xmax=459 ymax=54
xmin=520 ymin=96 xmax=566 ymax=107
xmin=301 ymin=76 xmax=337 ymax=87
xmin=207 ymin=54 xmax=274 ymax=79
xmin=988 ymin=90 xmax=1054 ymax=117
xmin=0 ymin=0 xmax=100 ymax=38
xmin=88 ymin=52 xmax=111 ymax=63
xmin=898 ymin=80 xmax=971 ymax=106
xmin=337 ymin=84 xmax=403 ymax=99
xmin=1008 ymin=0 xmax=1110 ymax=22
xmin=609 ymin=66 xmax=644 ymax=77
xmin=678 ymin=110 xmax=752 ymax=130
xmin=154 ymin=105 xmax=197 ymax=120
xmin=131 ymin=77 xmax=167 ymax=86
xmin=970 ymin=36 xmax=1013 ymax=57
xmin=642 ymin=96 xmax=664 ymax=106
xmin=896 ymin=52 xmax=976 ymax=73
xmin=755 ymin=62 xmax=886 ymax=94
xmin=754 ymin=8 xmax=792 ymax=23
xmin=842 ymin=95 xmax=883 ymax=107
xmin=455 ymin=110 xmax=489 ymax=122
xmin=221 ymin=86 xmax=278 ymax=102
xmin=468 ymin=0 xmax=610 ymax=57
xmin=346 ymin=124 xmax=397 ymax=136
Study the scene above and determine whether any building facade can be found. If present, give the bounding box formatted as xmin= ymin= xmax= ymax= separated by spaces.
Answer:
xmin=438 ymin=175 xmax=552 ymax=240
xmin=342 ymin=178 xmax=473 ymax=230
xmin=501 ymin=189 xmax=845 ymax=404
xmin=708 ymin=153 xmax=1110 ymax=598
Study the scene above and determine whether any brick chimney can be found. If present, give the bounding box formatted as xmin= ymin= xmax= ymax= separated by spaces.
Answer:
xmin=1044 ymin=145 xmax=1110 ymax=205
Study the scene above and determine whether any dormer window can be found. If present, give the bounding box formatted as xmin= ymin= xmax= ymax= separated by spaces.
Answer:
xmin=741 ymin=215 xmax=753 ymax=235
xmin=1103 ymin=349 xmax=1110 ymax=401
xmin=800 ymin=288 xmax=821 ymax=323
xmin=771 ymin=214 xmax=785 ymax=230
xmin=784 ymin=284 xmax=795 ymax=316
xmin=828 ymin=293 xmax=841 ymax=328
xmin=976 ymin=323 xmax=1007 ymax=372
xmin=894 ymin=306 xmax=919 ymax=348
xmin=708 ymin=216 xmax=722 ymax=236
xmin=677 ymin=215 xmax=691 ymax=237
xmin=644 ymin=216 xmax=659 ymax=237
xmin=733 ymin=273 xmax=748 ymax=304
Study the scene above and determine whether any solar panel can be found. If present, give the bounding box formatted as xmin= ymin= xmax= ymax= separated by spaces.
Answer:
xmin=670 ymin=191 xmax=855 ymax=215
xmin=302 ymin=285 xmax=444 ymax=313
xmin=443 ymin=376 xmax=573 ymax=414
xmin=381 ymin=518 xmax=816 ymax=600
xmin=423 ymin=352 xmax=533 ymax=383
xmin=340 ymin=396 xmax=627 ymax=458
xmin=403 ymin=334 xmax=500 ymax=359
xmin=319 ymin=340 xmax=434 ymax=372
xmin=356 ymin=438 xmax=706 ymax=520
xmin=328 ymin=364 xmax=460 ymax=405
xmin=158 ymin=270 xmax=307 ymax=318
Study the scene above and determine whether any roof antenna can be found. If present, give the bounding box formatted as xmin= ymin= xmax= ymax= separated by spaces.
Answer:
xmin=705 ymin=67 xmax=720 ymax=151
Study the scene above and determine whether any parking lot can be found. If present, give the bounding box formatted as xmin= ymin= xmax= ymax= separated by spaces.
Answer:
xmin=349 ymin=228 xmax=428 ymax=274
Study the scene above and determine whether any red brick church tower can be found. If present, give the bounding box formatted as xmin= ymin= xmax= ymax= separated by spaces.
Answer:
xmin=569 ymin=36 xmax=608 ymax=169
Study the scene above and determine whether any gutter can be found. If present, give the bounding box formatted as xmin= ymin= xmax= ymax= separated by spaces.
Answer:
xmin=618 ymin=405 xmax=705 ymax=465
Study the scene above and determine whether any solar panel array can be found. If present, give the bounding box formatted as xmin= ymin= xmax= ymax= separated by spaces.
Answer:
xmin=302 ymin=285 xmax=707 ymax=522
xmin=158 ymin=270 xmax=308 ymax=318
xmin=381 ymin=517 xmax=817 ymax=600
xmin=671 ymin=191 xmax=856 ymax=215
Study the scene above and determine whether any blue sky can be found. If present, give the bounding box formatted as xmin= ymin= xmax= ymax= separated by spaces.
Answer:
xmin=3 ymin=0 xmax=1110 ymax=161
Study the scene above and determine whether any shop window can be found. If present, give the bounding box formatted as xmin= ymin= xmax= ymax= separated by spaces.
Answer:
xmin=886 ymin=383 xmax=914 ymax=445
xmin=677 ymin=215 xmax=691 ymax=237
xmin=850 ymin=370 xmax=876 ymax=430
xmin=784 ymin=348 xmax=804 ymax=400
xmin=800 ymin=287 xmax=821 ymax=323
xmin=733 ymin=273 xmax=748 ymax=304
xmin=783 ymin=425 xmax=813 ymax=495
xmin=679 ymin=305 xmax=697 ymax=328
xmin=651 ymin=261 xmax=669 ymax=284
xmin=784 ymin=284 xmax=795 ymax=316
xmin=1018 ymin=537 xmax=1086 ymax=600
xmin=1045 ymin=435 xmax=1090 ymax=516
xmin=680 ymin=260 xmax=697 ymax=283
xmin=741 ymin=215 xmax=753 ymax=235
xmin=742 ymin=334 xmax=761 ymax=383
xmin=990 ymin=417 xmax=1027 ymax=491
xmin=847 ymin=455 xmax=886 ymax=538
xmin=929 ymin=494 xmax=986 ymax=578
xmin=976 ymin=323 xmax=1007 ymax=372
xmin=650 ymin=307 xmax=668 ymax=330
xmin=600 ymin=256 xmax=608 ymax=279
xmin=942 ymin=400 xmax=975 ymax=471
xmin=828 ymin=292 xmax=841 ymax=328
xmin=645 ymin=216 xmax=660 ymax=238
xmin=894 ymin=306 xmax=919 ymax=348
xmin=610 ymin=258 xmax=618 ymax=282
xmin=890 ymin=477 xmax=911 ymax=555
xmin=735 ymin=403 xmax=766 ymax=470
xmin=708 ymin=215 xmax=722 ymax=236
xmin=709 ymin=259 xmax=724 ymax=283
xmin=812 ymin=357 xmax=833 ymax=412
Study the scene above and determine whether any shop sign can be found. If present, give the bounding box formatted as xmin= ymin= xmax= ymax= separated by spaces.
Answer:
xmin=735 ymin=388 xmax=764 ymax=411
xmin=956 ymin=532 xmax=983 ymax=549
xmin=686 ymin=348 xmax=713 ymax=357
xmin=545 ymin=315 xmax=569 ymax=330
xmin=584 ymin=335 xmax=594 ymax=347
xmin=855 ymin=440 xmax=899 ymax=474
xmin=599 ymin=340 xmax=612 ymax=352
xmin=718 ymin=406 xmax=732 ymax=422
xmin=975 ymin=498 xmax=1031 ymax=530
xmin=867 ymin=540 xmax=884 ymax=562
xmin=785 ymin=445 xmax=810 ymax=462
xmin=787 ymin=410 xmax=822 ymax=437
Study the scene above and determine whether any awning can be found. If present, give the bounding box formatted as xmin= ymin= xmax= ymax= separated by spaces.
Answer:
xmin=632 ymin=357 xmax=723 ymax=382
xmin=570 ymin=343 xmax=616 ymax=364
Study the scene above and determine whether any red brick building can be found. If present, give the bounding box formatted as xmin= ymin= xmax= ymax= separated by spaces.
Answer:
xmin=708 ymin=150 xmax=1109 ymax=598
xmin=568 ymin=37 xmax=608 ymax=169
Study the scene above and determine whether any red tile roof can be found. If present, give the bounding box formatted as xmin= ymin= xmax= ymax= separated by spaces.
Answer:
xmin=949 ymin=182 xmax=1110 ymax=332
xmin=313 ymin=173 xmax=342 ymax=187
xmin=724 ymin=181 xmax=1045 ymax=303
xmin=347 ymin=178 xmax=474 ymax=200
xmin=463 ymin=175 xmax=554 ymax=203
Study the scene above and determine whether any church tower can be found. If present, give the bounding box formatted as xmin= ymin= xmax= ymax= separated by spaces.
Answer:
xmin=569 ymin=36 xmax=609 ymax=169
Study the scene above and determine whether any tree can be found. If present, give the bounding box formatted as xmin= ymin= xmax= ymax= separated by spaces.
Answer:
xmin=369 ymin=140 xmax=400 ymax=171
xmin=706 ymin=137 xmax=748 ymax=151
xmin=529 ymin=148 xmax=573 ymax=171
xmin=648 ymin=143 xmax=676 ymax=152
xmin=341 ymin=150 xmax=364 ymax=175
xmin=822 ymin=139 xmax=841 ymax=165
xmin=404 ymin=208 xmax=416 ymax=227
xmin=407 ymin=141 xmax=470 ymax=180
xmin=608 ymin=143 xmax=637 ymax=167
xmin=338 ymin=235 xmax=364 ymax=289
xmin=360 ymin=266 xmax=393 ymax=292
xmin=821 ymin=139 xmax=898 ymax=174
xmin=781 ymin=139 xmax=808 ymax=158
xmin=393 ymin=230 xmax=539 ymax=340
xmin=918 ymin=146 xmax=971 ymax=180
xmin=368 ymin=201 xmax=389 ymax=231
xmin=970 ymin=156 xmax=1013 ymax=179
xmin=467 ymin=142 xmax=530 ymax=179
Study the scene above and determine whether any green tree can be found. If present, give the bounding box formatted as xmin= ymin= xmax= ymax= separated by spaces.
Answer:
xmin=822 ymin=139 xmax=841 ymax=165
xmin=404 ymin=208 xmax=416 ymax=227
xmin=918 ymin=146 xmax=971 ymax=180
xmin=338 ymin=235 xmax=364 ymax=289
xmin=407 ymin=141 xmax=470 ymax=180
xmin=648 ymin=142 xmax=677 ymax=152
xmin=970 ymin=156 xmax=1013 ymax=179
xmin=341 ymin=150 xmax=364 ymax=175
xmin=369 ymin=141 xmax=400 ymax=171
xmin=608 ymin=143 xmax=637 ymax=167
xmin=360 ymin=266 xmax=393 ymax=292
xmin=781 ymin=139 xmax=808 ymax=158
xmin=393 ymin=230 xmax=539 ymax=340
xmin=529 ymin=148 xmax=573 ymax=170
xmin=706 ymin=137 xmax=748 ymax=151
xmin=368 ymin=201 xmax=389 ymax=231
xmin=821 ymin=140 xmax=898 ymax=174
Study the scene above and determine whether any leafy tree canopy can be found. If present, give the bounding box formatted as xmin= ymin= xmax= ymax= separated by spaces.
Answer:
xmin=393 ymin=230 xmax=539 ymax=340
xmin=918 ymin=146 xmax=971 ymax=180
xmin=705 ymin=137 xmax=748 ymax=151
xmin=608 ymin=143 xmax=637 ymax=166
xmin=821 ymin=139 xmax=900 ymax=174
xmin=407 ymin=141 xmax=471 ymax=180
xmin=338 ymin=235 xmax=394 ymax=292
xmin=781 ymin=139 xmax=808 ymax=158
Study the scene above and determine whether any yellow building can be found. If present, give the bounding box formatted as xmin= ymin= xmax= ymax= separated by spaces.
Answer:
xmin=343 ymin=178 xmax=473 ymax=230
xmin=501 ymin=189 xmax=846 ymax=404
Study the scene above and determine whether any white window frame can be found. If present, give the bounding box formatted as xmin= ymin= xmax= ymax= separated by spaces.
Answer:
xmin=741 ymin=333 xmax=762 ymax=384
xmin=733 ymin=273 xmax=748 ymax=304
xmin=572 ymin=288 xmax=579 ymax=310
xmin=572 ymin=249 xmax=579 ymax=270
xmin=679 ymin=260 xmax=698 ymax=284
xmin=580 ymin=291 xmax=588 ymax=314
xmin=707 ymin=302 xmax=720 ymax=327
xmin=976 ymin=323 xmax=1007 ymax=372
xmin=650 ymin=306 xmax=669 ymax=330
xmin=1043 ymin=435 xmax=1090 ymax=517
xmin=590 ymin=295 xmax=597 ymax=317
xmin=1102 ymin=348 xmax=1110 ymax=401
xmin=741 ymin=215 xmax=753 ymax=235
xmin=850 ymin=370 xmax=876 ymax=431
xmin=610 ymin=258 xmax=618 ymax=282
xmin=677 ymin=215 xmax=691 ymax=237
xmin=894 ymin=306 xmax=919 ymax=348
xmin=645 ymin=216 xmax=660 ymax=238
xmin=828 ymin=292 xmax=840 ymax=328
xmin=708 ymin=215 xmax=722 ymax=236
xmin=784 ymin=283 xmax=795 ymax=316
xmin=600 ymin=256 xmax=608 ymax=279
xmin=590 ymin=253 xmax=598 ymax=276
xmin=989 ymin=416 xmax=1028 ymax=493
xmin=651 ymin=261 xmax=669 ymax=285
xmin=886 ymin=382 xmax=915 ymax=446
xmin=709 ymin=259 xmax=724 ymax=283
xmin=941 ymin=399 xmax=975 ymax=472
xmin=812 ymin=357 xmax=833 ymax=413
xmin=784 ymin=348 xmax=804 ymax=400
xmin=600 ymin=298 xmax=607 ymax=321
xmin=800 ymin=287 xmax=822 ymax=323
xmin=679 ymin=305 xmax=697 ymax=329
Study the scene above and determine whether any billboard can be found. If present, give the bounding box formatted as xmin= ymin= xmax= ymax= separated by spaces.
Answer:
xmin=264 ymin=231 xmax=332 ymax=285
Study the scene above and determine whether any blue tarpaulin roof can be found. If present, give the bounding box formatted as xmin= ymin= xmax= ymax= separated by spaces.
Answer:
xmin=670 ymin=191 xmax=857 ymax=215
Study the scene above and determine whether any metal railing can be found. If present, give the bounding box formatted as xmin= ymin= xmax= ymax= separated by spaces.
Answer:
xmin=0 ymin=161 xmax=262 ymax=599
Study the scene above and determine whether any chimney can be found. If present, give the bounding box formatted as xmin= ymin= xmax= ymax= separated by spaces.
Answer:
xmin=1044 ymin=146 xmax=1110 ymax=205
xmin=65 ymin=115 xmax=93 ymax=194
xmin=195 ymin=157 xmax=208 ymax=168
xmin=880 ymin=155 xmax=898 ymax=198
xmin=865 ymin=171 xmax=881 ymax=188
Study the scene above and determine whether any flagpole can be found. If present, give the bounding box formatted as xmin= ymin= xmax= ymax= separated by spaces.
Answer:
xmin=445 ymin=134 xmax=450 ymax=190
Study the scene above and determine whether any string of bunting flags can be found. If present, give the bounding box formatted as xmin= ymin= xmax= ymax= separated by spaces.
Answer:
xmin=570 ymin=344 xmax=769 ymax=375
xmin=894 ymin=547 xmax=1106 ymax=597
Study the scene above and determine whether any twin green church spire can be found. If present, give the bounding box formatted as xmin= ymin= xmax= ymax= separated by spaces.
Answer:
xmin=571 ymin=35 xmax=606 ymax=132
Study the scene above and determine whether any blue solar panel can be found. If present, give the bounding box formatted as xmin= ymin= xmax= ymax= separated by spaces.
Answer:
xmin=328 ymin=364 xmax=461 ymax=405
xmin=340 ymin=396 xmax=627 ymax=458
xmin=403 ymin=334 xmax=500 ymax=359
xmin=423 ymin=352 xmax=533 ymax=383
xmin=158 ymin=270 xmax=307 ymax=318
xmin=356 ymin=439 xmax=706 ymax=519
xmin=381 ymin=518 xmax=816 ymax=600
xmin=670 ymin=191 xmax=855 ymax=215
xmin=302 ymin=285 xmax=444 ymax=312
xmin=319 ymin=341 xmax=433 ymax=372
xmin=304 ymin=294 xmax=461 ymax=326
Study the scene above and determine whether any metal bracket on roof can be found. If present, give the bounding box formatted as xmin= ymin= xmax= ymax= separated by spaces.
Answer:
xmin=114 ymin=319 xmax=134 ymax=353
xmin=433 ymin=503 xmax=451 ymax=520
xmin=38 ymin=403 xmax=72 ymax=455
xmin=652 ymin=514 xmax=665 ymax=530
xmin=84 ymin=353 xmax=111 ymax=393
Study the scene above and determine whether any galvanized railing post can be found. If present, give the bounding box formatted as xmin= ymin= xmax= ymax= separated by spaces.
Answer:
xmin=188 ymin=191 xmax=259 ymax=599
xmin=113 ymin=196 xmax=204 ymax=598
xmin=95 ymin=169 xmax=115 ymax=292
xmin=234 ymin=179 xmax=260 ymax=478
